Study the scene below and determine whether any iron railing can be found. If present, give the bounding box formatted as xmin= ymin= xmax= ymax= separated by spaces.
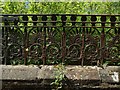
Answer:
xmin=1 ymin=14 xmax=120 ymax=65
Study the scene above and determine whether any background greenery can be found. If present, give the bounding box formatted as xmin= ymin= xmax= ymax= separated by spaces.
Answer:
xmin=1 ymin=1 xmax=120 ymax=14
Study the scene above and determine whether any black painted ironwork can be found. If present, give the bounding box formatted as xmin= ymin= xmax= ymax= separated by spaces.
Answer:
xmin=1 ymin=14 xmax=120 ymax=65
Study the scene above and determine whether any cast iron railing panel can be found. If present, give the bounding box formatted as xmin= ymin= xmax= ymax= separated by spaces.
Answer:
xmin=1 ymin=14 xmax=120 ymax=65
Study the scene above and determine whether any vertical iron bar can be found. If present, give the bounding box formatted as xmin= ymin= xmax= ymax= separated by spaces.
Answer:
xmin=100 ymin=28 xmax=105 ymax=65
xmin=4 ymin=25 xmax=9 ymax=65
xmin=80 ymin=15 xmax=86 ymax=66
xmin=41 ymin=15 xmax=47 ymax=65
xmin=2 ymin=27 xmax=4 ymax=64
xmin=22 ymin=15 xmax=29 ymax=65
xmin=100 ymin=15 xmax=106 ymax=66
xmin=62 ymin=27 xmax=66 ymax=63
xmin=24 ymin=27 xmax=28 ymax=65
xmin=80 ymin=28 xmax=85 ymax=66
xmin=42 ymin=27 xmax=46 ymax=65
xmin=61 ymin=15 xmax=67 ymax=63
xmin=0 ymin=22 xmax=2 ymax=64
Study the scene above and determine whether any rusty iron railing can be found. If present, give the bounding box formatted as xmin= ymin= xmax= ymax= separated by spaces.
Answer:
xmin=1 ymin=14 xmax=120 ymax=65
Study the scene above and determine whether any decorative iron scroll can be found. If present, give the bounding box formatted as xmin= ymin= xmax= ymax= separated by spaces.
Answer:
xmin=1 ymin=14 xmax=120 ymax=65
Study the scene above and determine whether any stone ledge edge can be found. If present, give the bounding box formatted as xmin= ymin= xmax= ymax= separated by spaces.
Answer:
xmin=0 ymin=65 xmax=120 ymax=83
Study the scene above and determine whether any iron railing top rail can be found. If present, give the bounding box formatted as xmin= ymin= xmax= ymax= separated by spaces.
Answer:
xmin=1 ymin=14 xmax=120 ymax=28
xmin=1 ymin=14 xmax=120 ymax=16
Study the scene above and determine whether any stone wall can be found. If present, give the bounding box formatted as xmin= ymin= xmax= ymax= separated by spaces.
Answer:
xmin=1 ymin=65 xmax=120 ymax=90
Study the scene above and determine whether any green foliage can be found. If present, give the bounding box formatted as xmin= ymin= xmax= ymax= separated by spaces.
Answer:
xmin=10 ymin=59 xmax=42 ymax=65
xmin=1 ymin=2 xmax=120 ymax=14
xmin=1 ymin=1 xmax=27 ymax=14
xmin=51 ymin=63 xmax=66 ymax=90
xmin=10 ymin=59 xmax=24 ymax=65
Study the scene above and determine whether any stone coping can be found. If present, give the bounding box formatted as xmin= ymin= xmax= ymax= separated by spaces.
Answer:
xmin=1 ymin=65 xmax=120 ymax=83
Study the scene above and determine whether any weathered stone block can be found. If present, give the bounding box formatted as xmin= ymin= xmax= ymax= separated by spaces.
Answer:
xmin=99 ymin=66 xmax=120 ymax=83
xmin=1 ymin=65 xmax=39 ymax=80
